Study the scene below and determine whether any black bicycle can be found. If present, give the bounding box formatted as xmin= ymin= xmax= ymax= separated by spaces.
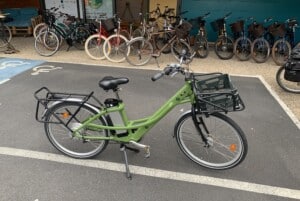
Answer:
xmin=0 ymin=11 xmax=12 ymax=48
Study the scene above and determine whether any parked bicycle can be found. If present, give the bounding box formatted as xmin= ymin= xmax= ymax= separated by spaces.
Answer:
xmin=193 ymin=12 xmax=210 ymax=58
xmin=271 ymin=18 xmax=298 ymax=66
xmin=34 ymin=11 xmax=91 ymax=56
xmin=231 ymin=18 xmax=252 ymax=61
xmin=211 ymin=12 xmax=234 ymax=60
xmin=0 ymin=11 xmax=12 ymax=48
xmin=34 ymin=50 xmax=248 ymax=179
xmin=249 ymin=17 xmax=272 ymax=63
xmin=124 ymin=19 xmax=193 ymax=66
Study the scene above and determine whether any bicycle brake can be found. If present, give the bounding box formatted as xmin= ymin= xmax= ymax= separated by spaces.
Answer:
xmin=129 ymin=141 xmax=150 ymax=158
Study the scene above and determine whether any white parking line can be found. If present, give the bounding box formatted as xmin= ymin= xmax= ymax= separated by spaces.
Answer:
xmin=0 ymin=147 xmax=299 ymax=200
xmin=0 ymin=79 xmax=10 ymax=85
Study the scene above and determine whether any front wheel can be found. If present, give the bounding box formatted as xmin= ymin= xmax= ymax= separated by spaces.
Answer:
xmin=276 ymin=66 xmax=300 ymax=93
xmin=175 ymin=111 xmax=248 ymax=170
xmin=214 ymin=36 xmax=234 ymax=60
xmin=125 ymin=38 xmax=153 ymax=66
xmin=44 ymin=101 xmax=109 ymax=159
xmin=84 ymin=34 xmax=107 ymax=60
xmin=103 ymin=34 xmax=129 ymax=63
xmin=171 ymin=38 xmax=194 ymax=64
xmin=251 ymin=38 xmax=270 ymax=63
xmin=234 ymin=37 xmax=252 ymax=61
xmin=34 ymin=31 xmax=60 ymax=57
xmin=73 ymin=26 xmax=91 ymax=50
xmin=0 ymin=24 xmax=12 ymax=48
xmin=272 ymin=39 xmax=291 ymax=66
xmin=194 ymin=35 xmax=209 ymax=58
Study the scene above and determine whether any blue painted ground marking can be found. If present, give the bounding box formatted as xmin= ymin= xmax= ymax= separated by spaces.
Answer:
xmin=0 ymin=58 xmax=44 ymax=82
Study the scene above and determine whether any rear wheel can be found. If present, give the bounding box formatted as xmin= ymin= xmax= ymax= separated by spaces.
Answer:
xmin=171 ymin=38 xmax=193 ymax=64
xmin=73 ymin=26 xmax=90 ymax=50
xmin=44 ymin=101 xmax=109 ymax=159
xmin=276 ymin=66 xmax=300 ymax=93
xmin=175 ymin=111 xmax=248 ymax=170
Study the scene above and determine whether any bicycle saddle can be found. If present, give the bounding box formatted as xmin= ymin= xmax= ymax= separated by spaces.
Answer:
xmin=99 ymin=76 xmax=129 ymax=91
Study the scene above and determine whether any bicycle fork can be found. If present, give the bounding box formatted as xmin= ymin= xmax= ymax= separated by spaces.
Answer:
xmin=191 ymin=106 xmax=210 ymax=146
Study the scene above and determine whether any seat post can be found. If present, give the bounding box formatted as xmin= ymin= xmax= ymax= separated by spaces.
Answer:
xmin=113 ymin=88 xmax=121 ymax=100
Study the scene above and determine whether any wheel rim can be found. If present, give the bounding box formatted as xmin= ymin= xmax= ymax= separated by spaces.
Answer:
xmin=276 ymin=67 xmax=300 ymax=93
xmin=177 ymin=114 xmax=244 ymax=168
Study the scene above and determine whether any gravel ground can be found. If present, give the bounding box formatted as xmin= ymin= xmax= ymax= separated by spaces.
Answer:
xmin=2 ymin=36 xmax=300 ymax=125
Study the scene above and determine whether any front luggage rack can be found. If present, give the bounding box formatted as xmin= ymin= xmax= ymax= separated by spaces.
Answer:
xmin=34 ymin=87 xmax=102 ymax=123
xmin=193 ymin=73 xmax=245 ymax=113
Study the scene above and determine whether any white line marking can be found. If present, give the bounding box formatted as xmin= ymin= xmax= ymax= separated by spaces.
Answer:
xmin=257 ymin=75 xmax=300 ymax=130
xmin=0 ymin=79 xmax=10 ymax=84
xmin=0 ymin=147 xmax=299 ymax=200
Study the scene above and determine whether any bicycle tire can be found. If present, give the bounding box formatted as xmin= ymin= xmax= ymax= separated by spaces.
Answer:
xmin=214 ymin=36 xmax=234 ymax=60
xmin=73 ymin=26 xmax=91 ymax=50
xmin=175 ymin=111 xmax=248 ymax=170
xmin=272 ymin=39 xmax=291 ymax=66
xmin=103 ymin=34 xmax=129 ymax=63
xmin=33 ymin=22 xmax=47 ymax=39
xmin=251 ymin=38 xmax=270 ymax=63
xmin=156 ymin=32 xmax=173 ymax=54
xmin=276 ymin=66 xmax=300 ymax=93
xmin=0 ymin=24 xmax=12 ymax=48
xmin=233 ymin=37 xmax=252 ymax=61
xmin=84 ymin=34 xmax=107 ymax=60
xmin=194 ymin=35 xmax=209 ymax=58
xmin=171 ymin=38 xmax=193 ymax=64
xmin=44 ymin=101 xmax=109 ymax=159
xmin=34 ymin=31 xmax=60 ymax=57
xmin=125 ymin=37 xmax=153 ymax=66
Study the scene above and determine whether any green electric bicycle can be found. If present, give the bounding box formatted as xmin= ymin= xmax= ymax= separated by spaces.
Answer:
xmin=34 ymin=52 xmax=248 ymax=179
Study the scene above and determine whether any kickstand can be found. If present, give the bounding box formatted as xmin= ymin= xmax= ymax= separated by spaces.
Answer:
xmin=120 ymin=144 xmax=134 ymax=179
xmin=153 ymin=55 xmax=160 ymax=68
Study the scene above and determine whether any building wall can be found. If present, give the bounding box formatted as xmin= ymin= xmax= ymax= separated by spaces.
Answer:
xmin=180 ymin=0 xmax=300 ymax=43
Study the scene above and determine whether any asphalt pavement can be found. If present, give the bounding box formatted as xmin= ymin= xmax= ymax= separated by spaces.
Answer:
xmin=0 ymin=60 xmax=299 ymax=201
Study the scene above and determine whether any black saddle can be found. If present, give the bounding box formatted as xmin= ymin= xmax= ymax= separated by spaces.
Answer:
xmin=99 ymin=76 xmax=129 ymax=91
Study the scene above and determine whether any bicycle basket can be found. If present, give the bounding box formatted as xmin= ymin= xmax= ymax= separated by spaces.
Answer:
xmin=268 ymin=23 xmax=286 ymax=37
xmin=248 ymin=23 xmax=264 ymax=38
xmin=210 ymin=18 xmax=224 ymax=32
xmin=194 ymin=74 xmax=245 ymax=113
xmin=102 ymin=18 xmax=116 ymax=33
xmin=175 ymin=21 xmax=192 ymax=39
xmin=230 ymin=20 xmax=244 ymax=33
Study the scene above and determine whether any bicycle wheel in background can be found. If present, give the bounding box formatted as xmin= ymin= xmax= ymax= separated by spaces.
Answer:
xmin=233 ymin=37 xmax=252 ymax=61
xmin=44 ymin=101 xmax=109 ymax=159
xmin=34 ymin=31 xmax=60 ymax=57
xmin=156 ymin=32 xmax=173 ymax=54
xmin=125 ymin=37 xmax=153 ymax=66
xmin=214 ymin=36 xmax=234 ymax=60
xmin=33 ymin=22 xmax=47 ymax=39
xmin=84 ymin=34 xmax=107 ymax=60
xmin=73 ymin=26 xmax=91 ymax=50
xmin=194 ymin=35 xmax=209 ymax=58
xmin=175 ymin=111 xmax=248 ymax=170
xmin=251 ymin=38 xmax=270 ymax=63
xmin=103 ymin=34 xmax=129 ymax=63
xmin=276 ymin=66 xmax=300 ymax=93
xmin=272 ymin=39 xmax=291 ymax=66
xmin=171 ymin=39 xmax=193 ymax=63
xmin=0 ymin=24 xmax=12 ymax=48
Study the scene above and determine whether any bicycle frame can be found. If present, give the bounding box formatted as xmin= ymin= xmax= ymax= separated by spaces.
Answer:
xmin=71 ymin=80 xmax=195 ymax=143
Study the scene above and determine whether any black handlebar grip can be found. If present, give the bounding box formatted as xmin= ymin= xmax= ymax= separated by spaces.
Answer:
xmin=151 ymin=72 xmax=164 ymax=81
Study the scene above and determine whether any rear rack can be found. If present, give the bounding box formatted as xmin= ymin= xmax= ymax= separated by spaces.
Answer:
xmin=34 ymin=87 xmax=103 ymax=123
